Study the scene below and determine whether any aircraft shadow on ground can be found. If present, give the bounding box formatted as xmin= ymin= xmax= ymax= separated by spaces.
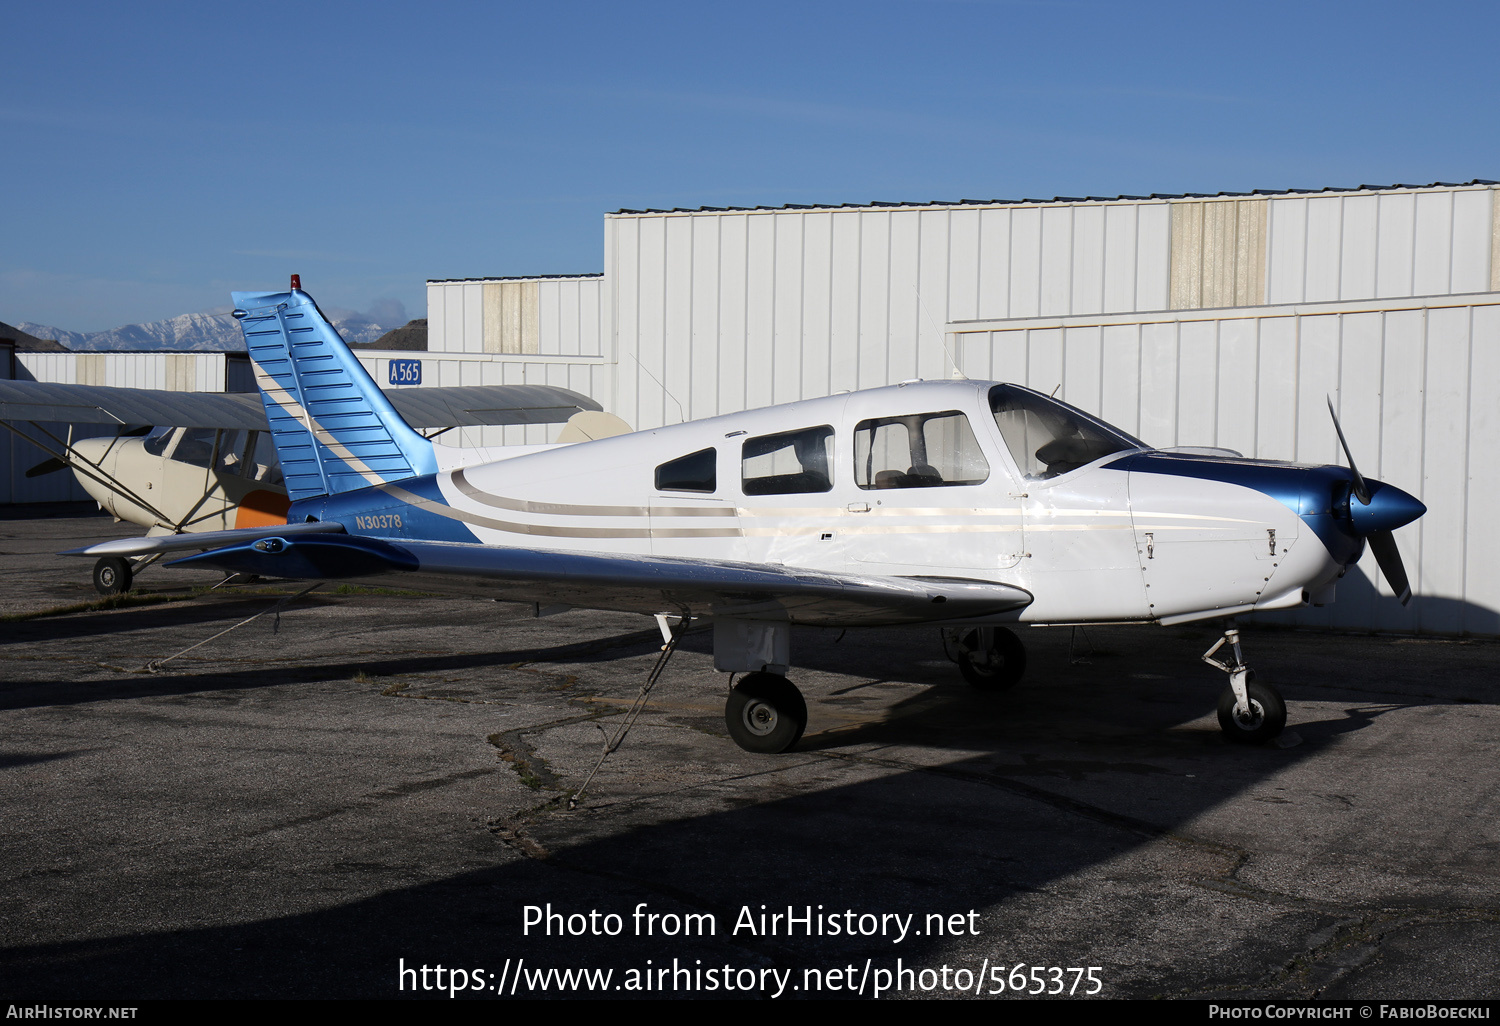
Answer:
xmin=2 ymin=622 xmax=1484 ymax=999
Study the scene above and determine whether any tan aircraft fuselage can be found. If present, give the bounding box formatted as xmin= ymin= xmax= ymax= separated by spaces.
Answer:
xmin=69 ymin=428 xmax=290 ymax=535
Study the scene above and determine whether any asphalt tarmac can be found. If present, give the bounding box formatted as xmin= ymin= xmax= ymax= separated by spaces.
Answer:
xmin=1 ymin=503 xmax=1497 ymax=1001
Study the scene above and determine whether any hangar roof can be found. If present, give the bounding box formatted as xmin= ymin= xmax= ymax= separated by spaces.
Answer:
xmin=425 ymin=273 xmax=604 ymax=285
xmin=610 ymin=178 xmax=1499 ymax=216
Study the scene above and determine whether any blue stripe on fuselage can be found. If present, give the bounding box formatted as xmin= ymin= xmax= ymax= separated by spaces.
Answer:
xmin=1109 ymin=452 xmax=1365 ymax=566
xmin=288 ymin=474 xmax=479 ymax=544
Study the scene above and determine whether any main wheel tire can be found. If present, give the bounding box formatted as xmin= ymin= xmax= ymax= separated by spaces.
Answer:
xmin=1217 ymin=680 xmax=1287 ymax=744
xmin=956 ymin=627 xmax=1027 ymax=690
xmin=92 ymin=556 xmax=133 ymax=596
xmin=725 ymin=672 xmax=807 ymax=754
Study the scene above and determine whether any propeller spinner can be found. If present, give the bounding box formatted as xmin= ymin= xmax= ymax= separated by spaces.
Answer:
xmin=1326 ymin=397 xmax=1426 ymax=605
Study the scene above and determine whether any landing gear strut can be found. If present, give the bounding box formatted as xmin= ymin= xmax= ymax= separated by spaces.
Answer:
xmin=725 ymin=672 xmax=807 ymax=754
xmin=1203 ymin=627 xmax=1286 ymax=744
xmin=952 ymin=626 xmax=1028 ymax=690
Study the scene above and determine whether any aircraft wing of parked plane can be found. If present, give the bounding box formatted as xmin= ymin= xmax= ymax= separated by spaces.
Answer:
xmin=0 ymin=377 xmax=602 ymax=431
xmin=64 ymin=280 xmax=1427 ymax=757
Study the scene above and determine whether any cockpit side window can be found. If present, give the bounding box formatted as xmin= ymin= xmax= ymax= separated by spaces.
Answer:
xmin=213 ymin=430 xmax=249 ymax=475
xmin=248 ymin=431 xmax=283 ymax=484
xmin=168 ymin=427 xmax=219 ymax=469
xmin=854 ymin=411 xmax=989 ymax=489
xmin=989 ymin=384 xmax=1145 ymax=479
xmin=656 ymin=448 xmax=717 ymax=493
xmin=142 ymin=426 xmax=176 ymax=458
xmin=741 ymin=426 xmax=834 ymax=495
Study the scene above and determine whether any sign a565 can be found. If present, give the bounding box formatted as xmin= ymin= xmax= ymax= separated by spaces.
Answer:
xmin=389 ymin=359 xmax=422 ymax=385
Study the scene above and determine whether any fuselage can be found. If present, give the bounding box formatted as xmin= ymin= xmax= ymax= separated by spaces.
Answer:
xmin=70 ymin=427 xmax=290 ymax=533
xmin=295 ymin=379 xmax=1376 ymax=627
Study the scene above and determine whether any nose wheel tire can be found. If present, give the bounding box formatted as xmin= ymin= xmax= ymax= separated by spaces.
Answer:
xmin=92 ymin=557 xmax=133 ymax=596
xmin=956 ymin=627 xmax=1027 ymax=690
xmin=725 ymin=672 xmax=807 ymax=754
xmin=1217 ymin=680 xmax=1287 ymax=744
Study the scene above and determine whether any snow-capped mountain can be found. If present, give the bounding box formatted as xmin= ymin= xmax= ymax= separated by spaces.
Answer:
xmin=16 ymin=309 xmax=398 ymax=351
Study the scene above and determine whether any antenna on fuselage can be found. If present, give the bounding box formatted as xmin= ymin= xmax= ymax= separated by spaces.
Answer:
xmin=913 ymin=286 xmax=967 ymax=381
xmin=629 ymin=352 xmax=686 ymax=424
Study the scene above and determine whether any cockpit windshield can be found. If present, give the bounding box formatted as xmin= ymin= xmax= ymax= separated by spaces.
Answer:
xmin=989 ymin=384 xmax=1146 ymax=479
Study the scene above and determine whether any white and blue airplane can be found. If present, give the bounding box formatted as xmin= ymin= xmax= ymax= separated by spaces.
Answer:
xmin=68 ymin=281 xmax=1426 ymax=752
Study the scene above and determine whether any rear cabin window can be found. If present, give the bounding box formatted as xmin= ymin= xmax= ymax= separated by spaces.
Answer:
xmin=741 ymin=426 xmax=835 ymax=495
xmin=854 ymin=411 xmax=989 ymax=489
xmin=655 ymin=448 xmax=717 ymax=493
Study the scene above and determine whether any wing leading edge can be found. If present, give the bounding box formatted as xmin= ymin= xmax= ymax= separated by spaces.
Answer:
xmin=163 ymin=534 xmax=1033 ymax=627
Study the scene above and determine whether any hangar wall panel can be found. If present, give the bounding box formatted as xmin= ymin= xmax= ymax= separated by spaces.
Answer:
xmin=426 ymin=277 xmax=605 ymax=359
xmin=605 ymin=202 xmax=1173 ymax=430
xmin=949 ymin=295 xmax=1500 ymax=636
xmin=1266 ymin=186 xmax=1496 ymax=305
xmin=1169 ymin=198 xmax=1267 ymax=309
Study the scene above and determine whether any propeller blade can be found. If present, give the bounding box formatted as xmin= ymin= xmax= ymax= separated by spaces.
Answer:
xmin=1368 ymin=530 xmax=1412 ymax=606
xmin=24 ymin=457 xmax=68 ymax=478
xmin=1326 ymin=397 xmax=1372 ymax=505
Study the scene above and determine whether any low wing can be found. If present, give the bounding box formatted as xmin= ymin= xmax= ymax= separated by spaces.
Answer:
xmin=141 ymin=533 xmax=1032 ymax=627
xmin=0 ymin=379 xmax=599 ymax=431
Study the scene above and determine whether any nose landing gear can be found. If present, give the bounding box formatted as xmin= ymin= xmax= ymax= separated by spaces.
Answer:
xmin=1203 ymin=627 xmax=1287 ymax=744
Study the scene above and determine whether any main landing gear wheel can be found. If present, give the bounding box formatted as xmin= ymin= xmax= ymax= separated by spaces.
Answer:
xmin=956 ymin=627 xmax=1027 ymax=690
xmin=92 ymin=556 xmax=133 ymax=596
xmin=1217 ymin=680 xmax=1287 ymax=745
xmin=725 ymin=672 xmax=807 ymax=754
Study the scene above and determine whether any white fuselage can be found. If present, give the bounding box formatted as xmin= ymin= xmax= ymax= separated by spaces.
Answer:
xmin=336 ymin=380 xmax=1334 ymax=626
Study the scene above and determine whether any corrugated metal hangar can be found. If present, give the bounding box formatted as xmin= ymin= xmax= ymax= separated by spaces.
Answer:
xmin=5 ymin=179 xmax=1496 ymax=634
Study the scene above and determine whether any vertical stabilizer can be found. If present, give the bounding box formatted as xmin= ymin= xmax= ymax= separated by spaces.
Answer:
xmin=231 ymin=286 xmax=436 ymax=501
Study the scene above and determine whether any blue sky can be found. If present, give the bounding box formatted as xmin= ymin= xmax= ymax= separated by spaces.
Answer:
xmin=4 ymin=0 xmax=1497 ymax=331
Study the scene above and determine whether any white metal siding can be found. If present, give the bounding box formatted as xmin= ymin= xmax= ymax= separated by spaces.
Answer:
xmin=606 ymin=201 xmax=1175 ymax=429
xmin=1267 ymin=186 xmax=1496 ymax=305
xmin=949 ymin=295 xmax=1500 ymax=636
xmin=425 ymin=278 xmax=606 ymax=358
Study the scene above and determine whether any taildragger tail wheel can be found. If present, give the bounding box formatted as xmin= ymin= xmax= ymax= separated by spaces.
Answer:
xmin=956 ymin=627 xmax=1027 ymax=690
xmin=92 ymin=556 xmax=133 ymax=596
xmin=1217 ymin=680 xmax=1287 ymax=744
xmin=725 ymin=672 xmax=807 ymax=753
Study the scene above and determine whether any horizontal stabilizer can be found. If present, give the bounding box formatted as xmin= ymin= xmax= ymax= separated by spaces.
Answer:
xmin=61 ymin=520 xmax=345 ymax=558
xmin=170 ymin=533 xmax=415 ymax=580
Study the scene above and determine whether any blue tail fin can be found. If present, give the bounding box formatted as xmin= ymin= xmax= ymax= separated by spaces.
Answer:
xmin=232 ymin=286 xmax=436 ymax=502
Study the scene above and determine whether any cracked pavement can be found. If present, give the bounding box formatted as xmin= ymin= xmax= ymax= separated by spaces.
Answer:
xmin=1 ymin=503 xmax=1498 ymax=999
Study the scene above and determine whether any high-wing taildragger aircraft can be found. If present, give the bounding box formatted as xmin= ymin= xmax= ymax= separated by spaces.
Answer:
xmin=3 ymin=355 xmax=613 ymax=594
xmin=66 ymin=281 xmax=1426 ymax=751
